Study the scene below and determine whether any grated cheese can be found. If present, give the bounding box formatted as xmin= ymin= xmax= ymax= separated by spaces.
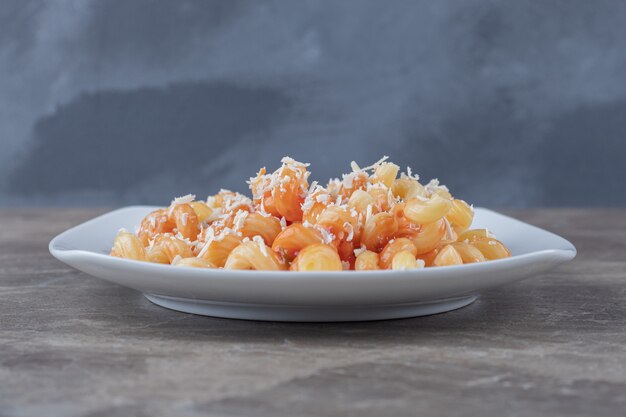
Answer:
xmin=387 ymin=189 xmax=395 ymax=208
xmin=173 ymin=194 xmax=195 ymax=205
xmin=425 ymin=179 xmax=449 ymax=196
xmin=344 ymin=222 xmax=354 ymax=242
xmin=233 ymin=209 xmax=249 ymax=232
xmin=400 ymin=166 xmax=420 ymax=181
xmin=307 ymin=181 xmax=319 ymax=195
xmin=352 ymin=156 xmax=389 ymax=172
xmin=343 ymin=172 xmax=355 ymax=189
xmin=258 ymin=200 xmax=270 ymax=217
xmin=281 ymin=156 xmax=311 ymax=167
xmin=301 ymin=196 xmax=315 ymax=212
xmin=197 ymin=241 xmax=210 ymax=258
xmin=252 ymin=235 xmax=268 ymax=256
xmin=316 ymin=226 xmax=335 ymax=245
xmin=353 ymin=245 xmax=367 ymax=257
xmin=316 ymin=194 xmax=330 ymax=203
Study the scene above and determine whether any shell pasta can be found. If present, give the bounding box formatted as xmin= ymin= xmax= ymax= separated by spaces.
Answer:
xmin=110 ymin=156 xmax=511 ymax=270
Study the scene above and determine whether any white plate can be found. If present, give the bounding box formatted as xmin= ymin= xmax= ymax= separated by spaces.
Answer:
xmin=49 ymin=206 xmax=576 ymax=322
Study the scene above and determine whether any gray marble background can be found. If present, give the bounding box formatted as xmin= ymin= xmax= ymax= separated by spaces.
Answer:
xmin=1 ymin=0 xmax=625 ymax=208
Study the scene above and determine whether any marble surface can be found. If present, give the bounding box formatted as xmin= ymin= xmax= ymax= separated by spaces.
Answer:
xmin=1 ymin=209 xmax=625 ymax=417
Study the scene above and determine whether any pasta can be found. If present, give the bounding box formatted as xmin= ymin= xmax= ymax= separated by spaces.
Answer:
xmin=271 ymin=224 xmax=324 ymax=261
xmin=391 ymin=251 xmax=426 ymax=270
xmin=432 ymin=245 xmax=464 ymax=267
xmin=147 ymin=235 xmax=193 ymax=264
xmin=379 ymin=238 xmax=418 ymax=269
xmin=361 ymin=212 xmax=398 ymax=252
xmin=111 ymin=230 xmax=147 ymax=261
xmin=468 ymin=236 xmax=511 ymax=260
xmin=290 ymin=244 xmax=343 ymax=271
xmin=404 ymin=194 xmax=452 ymax=224
xmin=172 ymin=256 xmax=216 ymax=268
xmin=224 ymin=240 xmax=286 ymax=271
xmin=239 ymin=212 xmax=282 ymax=245
xmin=355 ymin=250 xmax=380 ymax=270
xmin=110 ymin=156 xmax=511 ymax=270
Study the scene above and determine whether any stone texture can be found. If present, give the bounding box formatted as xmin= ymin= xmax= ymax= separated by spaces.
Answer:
xmin=1 ymin=209 xmax=625 ymax=417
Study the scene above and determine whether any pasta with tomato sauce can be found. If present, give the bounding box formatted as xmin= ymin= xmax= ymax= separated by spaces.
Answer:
xmin=110 ymin=156 xmax=511 ymax=270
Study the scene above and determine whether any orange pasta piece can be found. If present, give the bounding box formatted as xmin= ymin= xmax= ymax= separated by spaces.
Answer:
xmin=450 ymin=242 xmax=486 ymax=263
xmin=379 ymin=238 xmax=418 ymax=269
xmin=457 ymin=229 xmax=493 ymax=242
xmin=209 ymin=189 xmax=253 ymax=214
xmin=348 ymin=189 xmax=376 ymax=215
xmin=416 ymin=247 xmax=441 ymax=267
xmin=392 ymin=178 xmax=425 ymax=200
xmin=137 ymin=209 xmax=175 ymax=245
xmin=391 ymin=250 xmax=425 ymax=270
xmin=361 ymin=212 xmax=398 ymax=252
xmin=445 ymin=199 xmax=474 ymax=233
xmin=240 ymin=213 xmax=283 ymax=245
xmin=432 ymin=244 xmax=463 ymax=267
xmin=273 ymin=160 xmax=309 ymax=222
xmin=367 ymin=187 xmax=396 ymax=212
xmin=224 ymin=240 xmax=286 ymax=271
xmin=404 ymin=194 xmax=452 ymax=224
xmin=190 ymin=201 xmax=215 ymax=223
xmin=170 ymin=203 xmax=199 ymax=241
xmin=290 ymin=244 xmax=342 ymax=271
xmin=111 ymin=231 xmax=147 ymax=261
xmin=338 ymin=171 xmax=369 ymax=199
xmin=371 ymin=162 xmax=399 ymax=188
xmin=470 ymin=237 xmax=511 ymax=260
xmin=393 ymin=203 xmax=421 ymax=239
xmin=147 ymin=235 xmax=193 ymax=264
xmin=302 ymin=187 xmax=331 ymax=223
xmin=172 ymin=257 xmax=216 ymax=268
xmin=315 ymin=206 xmax=358 ymax=244
xmin=271 ymin=224 xmax=324 ymax=261
xmin=354 ymin=250 xmax=380 ymax=270
xmin=412 ymin=219 xmax=446 ymax=255
xmin=197 ymin=233 xmax=243 ymax=267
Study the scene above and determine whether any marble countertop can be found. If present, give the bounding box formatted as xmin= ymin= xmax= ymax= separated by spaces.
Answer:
xmin=1 ymin=209 xmax=625 ymax=417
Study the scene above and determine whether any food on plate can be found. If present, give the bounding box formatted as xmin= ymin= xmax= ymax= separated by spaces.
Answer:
xmin=110 ymin=157 xmax=511 ymax=270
